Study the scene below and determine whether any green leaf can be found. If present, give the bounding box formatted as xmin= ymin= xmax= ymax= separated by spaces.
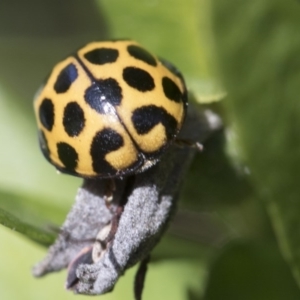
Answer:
xmin=0 ymin=189 xmax=68 ymax=246
xmin=203 ymin=241 xmax=300 ymax=300
xmin=213 ymin=0 xmax=300 ymax=286
xmin=182 ymin=129 xmax=254 ymax=209
xmin=0 ymin=207 xmax=54 ymax=246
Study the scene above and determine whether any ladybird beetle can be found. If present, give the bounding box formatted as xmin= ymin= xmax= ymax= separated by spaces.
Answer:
xmin=34 ymin=40 xmax=188 ymax=178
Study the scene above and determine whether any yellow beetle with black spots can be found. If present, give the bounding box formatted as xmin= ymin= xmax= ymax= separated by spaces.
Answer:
xmin=34 ymin=40 xmax=188 ymax=178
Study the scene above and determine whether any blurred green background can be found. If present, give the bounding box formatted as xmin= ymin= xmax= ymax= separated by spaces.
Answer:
xmin=1 ymin=0 xmax=300 ymax=299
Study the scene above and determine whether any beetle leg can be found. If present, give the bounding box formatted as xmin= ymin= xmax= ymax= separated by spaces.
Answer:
xmin=175 ymin=138 xmax=204 ymax=151
xmin=134 ymin=255 xmax=150 ymax=300
xmin=104 ymin=178 xmax=116 ymax=206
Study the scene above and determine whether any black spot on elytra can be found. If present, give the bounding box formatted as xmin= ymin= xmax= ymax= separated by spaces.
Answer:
xmin=160 ymin=58 xmax=188 ymax=109
xmin=127 ymin=45 xmax=157 ymax=66
xmin=132 ymin=105 xmax=178 ymax=140
xmin=38 ymin=130 xmax=50 ymax=161
xmin=162 ymin=77 xmax=182 ymax=103
xmin=123 ymin=67 xmax=155 ymax=92
xmin=57 ymin=142 xmax=78 ymax=172
xmin=85 ymin=79 xmax=122 ymax=114
xmin=90 ymin=128 xmax=124 ymax=175
xmin=84 ymin=48 xmax=119 ymax=65
xmin=39 ymin=98 xmax=55 ymax=131
xmin=63 ymin=102 xmax=85 ymax=137
xmin=54 ymin=63 xmax=78 ymax=94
